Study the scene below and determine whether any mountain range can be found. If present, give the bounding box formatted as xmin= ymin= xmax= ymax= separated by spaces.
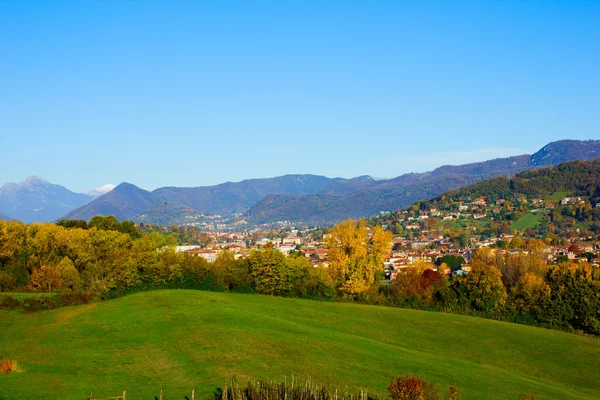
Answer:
xmin=1 ymin=139 xmax=599 ymax=225
xmin=0 ymin=176 xmax=93 ymax=223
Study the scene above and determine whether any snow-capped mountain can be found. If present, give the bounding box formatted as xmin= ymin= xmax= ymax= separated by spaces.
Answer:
xmin=84 ymin=184 xmax=116 ymax=198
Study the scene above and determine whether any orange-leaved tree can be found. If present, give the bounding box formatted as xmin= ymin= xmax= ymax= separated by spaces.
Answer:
xmin=29 ymin=264 xmax=61 ymax=292
xmin=387 ymin=376 xmax=439 ymax=400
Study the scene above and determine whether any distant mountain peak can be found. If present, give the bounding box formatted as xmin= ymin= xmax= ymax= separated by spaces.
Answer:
xmin=23 ymin=175 xmax=49 ymax=184
xmin=115 ymin=182 xmax=151 ymax=192
xmin=62 ymin=182 xmax=158 ymax=221
xmin=84 ymin=184 xmax=116 ymax=198
xmin=529 ymin=139 xmax=600 ymax=167
xmin=0 ymin=177 xmax=92 ymax=223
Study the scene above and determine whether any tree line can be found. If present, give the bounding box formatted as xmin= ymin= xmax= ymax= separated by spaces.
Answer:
xmin=1 ymin=216 xmax=599 ymax=336
xmin=0 ymin=217 xmax=389 ymax=302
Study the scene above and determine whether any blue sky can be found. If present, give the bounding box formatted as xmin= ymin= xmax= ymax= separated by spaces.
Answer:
xmin=1 ymin=1 xmax=598 ymax=192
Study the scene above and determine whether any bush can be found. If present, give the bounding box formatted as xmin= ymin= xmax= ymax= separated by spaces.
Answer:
xmin=445 ymin=386 xmax=462 ymax=400
xmin=57 ymin=291 xmax=95 ymax=306
xmin=387 ymin=376 xmax=439 ymax=400
xmin=518 ymin=394 xmax=537 ymax=400
xmin=233 ymin=285 xmax=255 ymax=294
xmin=0 ymin=357 xmax=17 ymax=374
xmin=0 ymin=296 xmax=21 ymax=310
xmin=21 ymin=297 xmax=45 ymax=312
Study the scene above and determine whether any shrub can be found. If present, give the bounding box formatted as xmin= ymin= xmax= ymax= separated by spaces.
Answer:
xmin=445 ymin=386 xmax=462 ymax=400
xmin=0 ymin=296 xmax=21 ymax=310
xmin=233 ymin=285 xmax=255 ymax=294
xmin=0 ymin=357 xmax=17 ymax=374
xmin=519 ymin=394 xmax=537 ymax=400
xmin=21 ymin=297 xmax=45 ymax=312
xmin=387 ymin=376 xmax=439 ymax=400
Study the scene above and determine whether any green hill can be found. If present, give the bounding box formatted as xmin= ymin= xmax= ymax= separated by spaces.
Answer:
xmin=1 ymin=290 xmax=599 ymax=400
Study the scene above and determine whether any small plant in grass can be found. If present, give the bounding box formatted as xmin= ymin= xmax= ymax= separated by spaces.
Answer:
xmin=387 ymin=376 xmax=439 ymax=400
xmin=0 ymin=356 xmax=17 ymax=374
xmin=445 ymin=386 xmax=462 ymax=400
xmin=519 ymin=394 xmax=537 ymax=400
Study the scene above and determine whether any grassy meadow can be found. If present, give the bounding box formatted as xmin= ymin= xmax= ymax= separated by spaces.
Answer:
xmin=1 ymin=292 xmax=57 ymax=300
xmin=510 ymin=212 xmax=547 ymax=231
xmin=1 ymin=290 xmax=599 ymax=400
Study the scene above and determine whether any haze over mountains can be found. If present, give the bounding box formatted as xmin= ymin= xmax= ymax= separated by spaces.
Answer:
xmin=1 ymin=139 xmax=599 ymax=225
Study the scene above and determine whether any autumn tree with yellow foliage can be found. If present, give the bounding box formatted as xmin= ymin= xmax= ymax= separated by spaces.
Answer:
xmin=324 ymin=219 xmax=392 ymax=295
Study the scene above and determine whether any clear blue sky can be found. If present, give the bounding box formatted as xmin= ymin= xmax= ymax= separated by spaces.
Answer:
xmin=1 ymin=1 xmax=598 ymax=192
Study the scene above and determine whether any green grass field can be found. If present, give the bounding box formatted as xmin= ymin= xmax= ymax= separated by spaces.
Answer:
xmin=511 ymin=212 xmax=546 ymax=231
xmin=545 ymin=192 xmax=570 ymax=202
xmin=438 ymin=219 xmax=489 ymax=229
xmin=1 ymin=290 xmax=599 ymax=400
xmin=0 ymin=292 xmax=57 ymax=300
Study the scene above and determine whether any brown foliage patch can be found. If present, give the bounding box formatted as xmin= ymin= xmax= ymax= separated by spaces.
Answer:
xmin=0 ymin=358 xmax=17 ymax=373
xmin=388 ymin=376 xmax=439 ymax=400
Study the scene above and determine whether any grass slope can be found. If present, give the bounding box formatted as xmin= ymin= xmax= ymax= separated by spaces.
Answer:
xmin=1 ymin=292 xmax=57 ymax=300
xmin=1 ymin=290 xmax=599 ymax=400
xmin=511 ymin=212 xmax=546 ymax=231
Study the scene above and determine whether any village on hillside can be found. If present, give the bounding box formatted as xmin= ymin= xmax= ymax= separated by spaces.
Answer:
xmin=171 ymin=193 xmax=600 ymax=282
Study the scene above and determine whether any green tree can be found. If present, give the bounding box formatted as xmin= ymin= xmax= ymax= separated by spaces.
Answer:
xmin=56 ymin=256 xmax=83 ymax=291
xmin=545 ymin=262 xmax=600 ymax=335
xmin=248 ymin=247 xmax=291 ymax=295
xmin=436 ymin=255 xmax=465 ymax=271
xmin=462 ymin=249 xmax=507 ymax=312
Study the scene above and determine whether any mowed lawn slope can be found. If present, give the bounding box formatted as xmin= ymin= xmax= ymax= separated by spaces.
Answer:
xmin=1 ymin=291 xmax=599 ymax=400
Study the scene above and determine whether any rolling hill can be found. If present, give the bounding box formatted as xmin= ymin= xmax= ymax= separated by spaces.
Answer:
xmin=1 ymin=290 xmax=599 ymax=399
xmin=132 ymin=201 xmax=203 ymax=226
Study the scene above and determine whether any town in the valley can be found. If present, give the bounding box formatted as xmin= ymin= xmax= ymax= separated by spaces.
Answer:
xmin=172 ymin=191 xmax=600 ymax=281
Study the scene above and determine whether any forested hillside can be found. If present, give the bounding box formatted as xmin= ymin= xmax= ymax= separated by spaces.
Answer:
xmin=374 ymin=159 xmax=600 ymax=242
xmin=442 ymin=159 xmax=600 ymax=201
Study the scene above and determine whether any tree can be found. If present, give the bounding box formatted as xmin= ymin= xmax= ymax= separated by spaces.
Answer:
xmin=392 ymin=260 xmax=437 ymax=303
xmin=545 ymin=262 xmax=600 ymax=335
xmin=325 ymin=219 xmax=392 ymax=295
xmin=462 ymin=249 xmax=507 ymax=312
xmin=212 ymin=250 xmax=236 ymax=286
xmin=56 ymin=257 xmax=83 ymax=291
xmin=88 ymin=215 xmax=120 ymax=231
xmin=285 ymin=255 xmax=313 ymax=297
xmin=509 ymin=236 xmax=525 ymax=249
xmin=436 ymin=255 xmax=465 ymax=271
xmin=0 ymin=271 xmax=15 ymax=292
xmin=387 ymin=376 xmax=439 ymax=400
xmin=29 ymin=264 xmax=61 ymax=292
xmin=511 ymin=273 xmax=551 ymax=317
xmin=248 ymin=247 xmax=291 ymax=295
